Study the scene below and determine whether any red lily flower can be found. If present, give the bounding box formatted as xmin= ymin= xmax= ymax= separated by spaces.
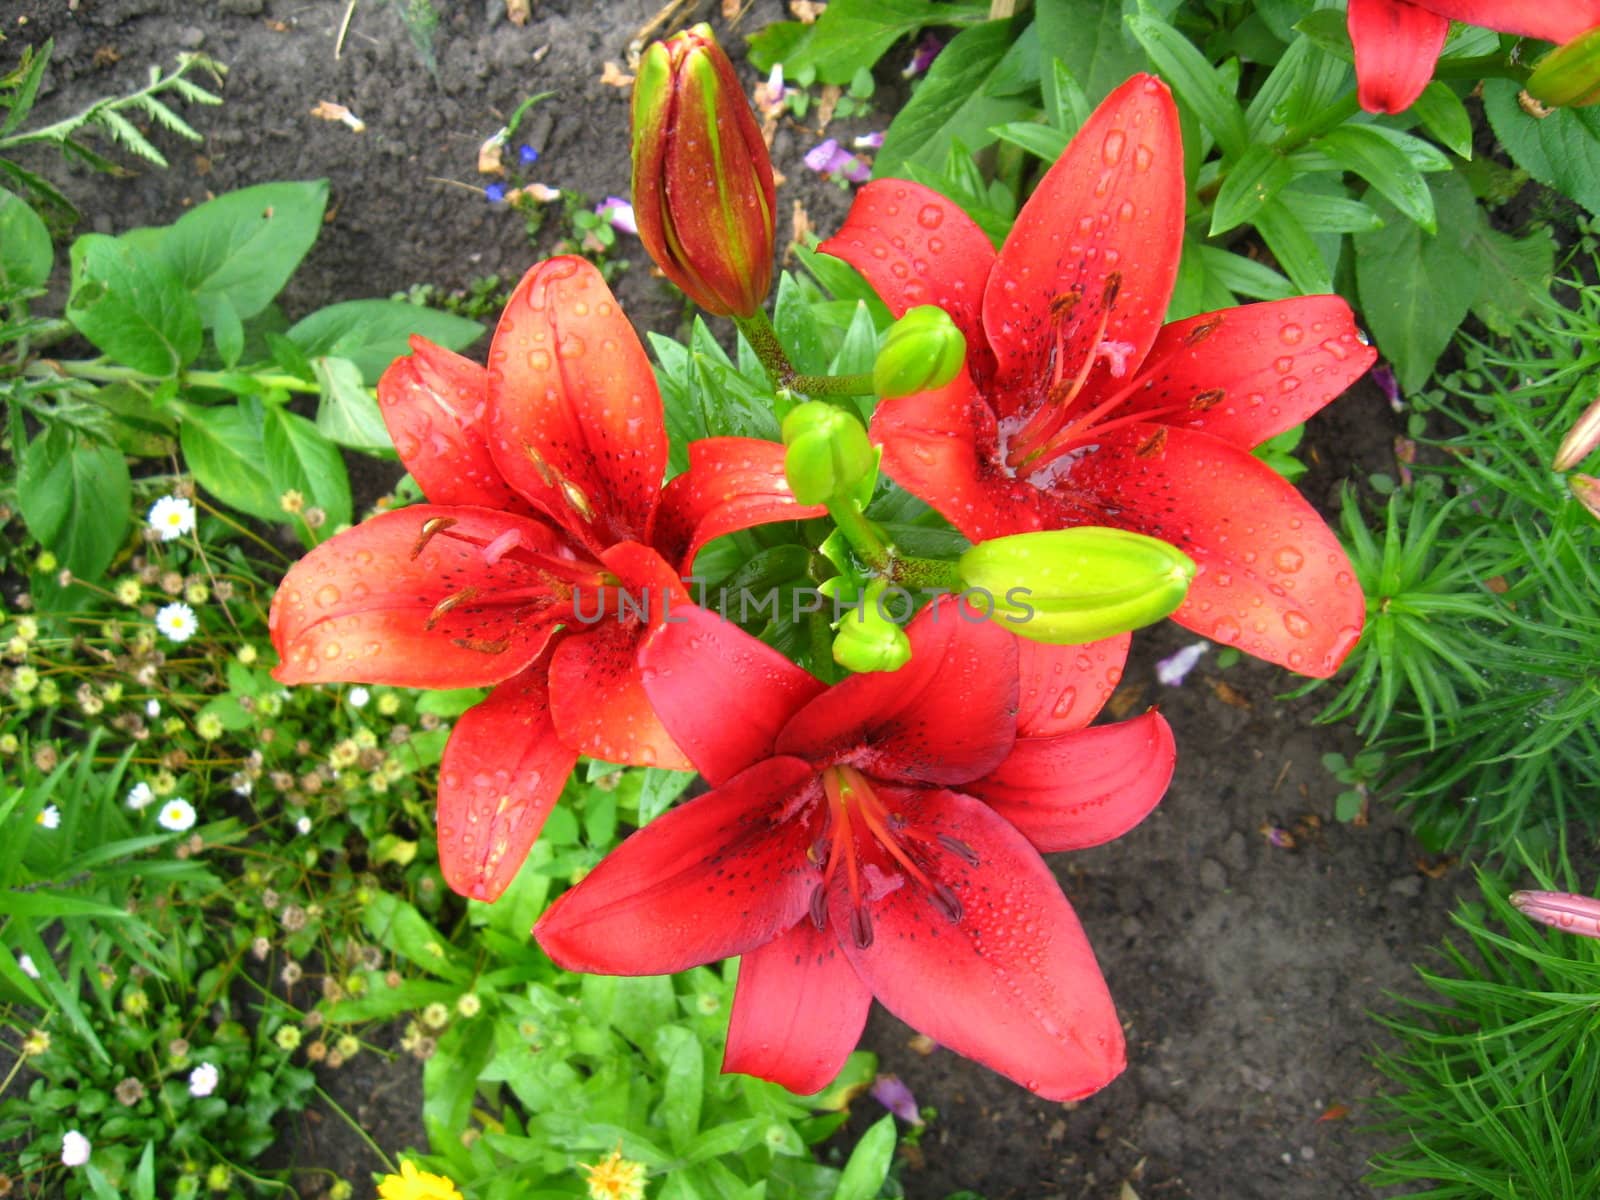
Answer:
xmin=1348 ymin=0 xmax=1600 ymax=113
xmin=533 ymin=600 xmax=1175 ymax=1100
xmin=269 ymin=256 xmax=822 ymax=901
xmin=820 ymin=75 xmax=1376 ymax=678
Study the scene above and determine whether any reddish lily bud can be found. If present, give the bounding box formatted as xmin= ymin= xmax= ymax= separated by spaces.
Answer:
xmin=959 ymin=528 xmax=1196 ymax=645
xmin=873 ymin=305 xmax=967 ymax=398
xmin=782 ymin=401 xmax=875 ymax=505
xmin=1511 ymin=889 xmax=1600 ymax=937
xmin=1553 ymin=395 xmax=1600 ymax=471
xmin=1528 ymin=26 xmax=1600 ymax=109
xmin=632 ymin=24 xmax=777 ymax=317
xmin=1571 ymin=473 xmax=1600 ymax=522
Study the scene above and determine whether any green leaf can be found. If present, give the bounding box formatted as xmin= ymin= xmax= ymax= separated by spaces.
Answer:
xmin=66 ymin=234 xmax=203 ymax=375
xmin=262 ymin=404 xmax=352 ymax=540
xmin=1127 ymin=8 xmax=1249 ymax=158
xmin=834 ymin=1115 xmax=897 ymax=1200
xmin=654 ymin=1024 xmax=704 ymax=1153
xmin=424 ymin=1020 xmax=494 ymax=1145
xmin=363 ymin=892 xmax=470 ymax=981
xmin=1037 ymin=0 xmax=1145 ymax=106
xmin=747 ymin=0 xmax=986 ymax=85
xmin=1046 ymin=57 xmax=1092 ymax=135
xmin=1209 ymin=144 xmax=1294 ymax=234
xmin=17 ymin=426 xmax=131 ymax=580
xmin=989 ymin=120 xmax=1071 ymax=162
xmin=1311 ymin=125 xmax=1436 ymax=232
xmin=0 ymin=39 xmax=52 ymax=137
xmin=1482 ymin=77 xmax=1600 ymax=216
xmin=174 ymin=399 xmax=280 ymax=523
xmin=312 ymin=355 xmax=393 ymax=451
xmin=1410 ymin=82 xmax=1473 ymax=159
xmin=1194 ymin=244 xmax=1294 ymax=301
xmin=1253 ymin=197 xmax=1333 ymax=294
xmin=1352 ymin=179 xmax=1481 ymax=395
xmin=212 ymin=295 xmax=244 ymax=367
xmin=150 ymin=180 xmax=329 ymax=327
xmin=875 ymin=20 xmax=1035 ymax=179
xmin=0 ymin=188 xmax=52 ymax=297
xmin=288 ymin=299 xmax=484 ymax=384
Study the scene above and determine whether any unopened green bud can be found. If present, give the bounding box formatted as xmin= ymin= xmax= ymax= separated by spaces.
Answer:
xmin=959 ymin=527 xmax=1196 ymax=645
xmin=873 ymin=305 xmax=967 ymax=398
xmin=782 ymin=402 xmax=875 ymax=505
xmin=829 ymin=580 xmax=912 ymax=673
xmin=1529 ymin=27 xmax=1600 ymax=108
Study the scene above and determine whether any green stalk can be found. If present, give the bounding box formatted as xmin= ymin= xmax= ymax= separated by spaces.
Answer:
xmin=732 ymin=308 xmax=876 ymax=398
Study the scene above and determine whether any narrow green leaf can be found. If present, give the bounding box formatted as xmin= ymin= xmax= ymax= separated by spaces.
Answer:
xmin=1209 ymin=144 xmax=1294 ymax=234
xmin=1127 ymin=9 xmax=1249 ymax=159
xmin=1047 ymin=58 xmax=1092 ymax=135
xmin=95 ymin=108 xmax=168 ymax=166
xmin=1313 ymin=125 xmax=1436 ymax=232
xmin=0 ymin=39 xmax=53 ymax=137
xmin=1253 ymin=198 xmax=1333 ymax=294
xmin=990 ymin=120 xmax=1071 ymax=162
xmin=833 ymin=1115 xmax=897 ymax=1200
xmin=1036 ymin=0 xmax=1146 ymax=105
xmin=212 ymin=295 xmax=244 ymax=367
xmin=654 ymin=1024 xmax=704 ymax=1153
xmin=1411 ymin=81 xmax=1473 ymax=159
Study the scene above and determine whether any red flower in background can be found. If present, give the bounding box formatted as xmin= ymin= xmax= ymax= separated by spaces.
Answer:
xmin=1347 ymin=0 xmax=1600 ymax=113
xmin=534 ymin=601 xmax=1175 ymax=1100
xmin=821 ymin=75 xmax=1376 ymax=678
xmin=269 ymin=256 xmax=821 ymax=901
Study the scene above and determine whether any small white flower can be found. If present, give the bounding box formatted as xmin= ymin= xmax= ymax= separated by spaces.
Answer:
xmin=18 ymin=953 xmax=40 ymax=979
xmin=187 ymin=1061 xmax=220 ymax=1097
xmin=295 ymin=815 xmax=312 ymax=835
xmin=61 ymin=1129 xmax=91 ymax=1167
xmin=155 ymin=602 xmax=198 ymax=643
xmin=147 ymin=495 xmax=197 ymax=542
xmin=127 ymin=781 xmax=155 ymax=810
xmin=36 ymin=805 xmax=61 ymax=830
xmin=157 ymin=798 xmax=196 ymax=832
xmin=347 ymin=686 xmax=370 ymax=709
xmin=146 ymin=699 xmax=161 ymax=718
xmin=1156 ymin=641 xmax=1210 ymax=687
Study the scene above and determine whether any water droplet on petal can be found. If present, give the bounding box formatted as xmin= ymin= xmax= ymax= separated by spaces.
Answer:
xmin=917 ymin=204 xmax=944 ymax=230
xmin=1282 ymin=610 xmax=1311 ymax=638
xmin=1102 ymin=129 xmax=1126 ymax=166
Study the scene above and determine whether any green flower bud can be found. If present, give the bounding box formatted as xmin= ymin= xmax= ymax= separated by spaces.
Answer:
xmin=632 ymin=24 xmax=776 ymax=316
xmin=959 ymin=527 xmax=1196 ymax=645
xmin=782 ymin=402 xmax=875 ymax=505
xmin=873 ymin=305 xmax=967 ymax=399
xmin=829 ymin=580 xmax=912 ymax=673
xmin=1529 ymin=27 xmax=1600 ymax=108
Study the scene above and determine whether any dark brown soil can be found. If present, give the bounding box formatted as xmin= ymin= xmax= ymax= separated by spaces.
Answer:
xmin=4 ymin=3 xmax=1477 ymax=1197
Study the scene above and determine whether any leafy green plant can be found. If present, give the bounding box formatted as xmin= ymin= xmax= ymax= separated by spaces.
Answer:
xmin=1365 ymin=858 xmax=1600 ymax=1198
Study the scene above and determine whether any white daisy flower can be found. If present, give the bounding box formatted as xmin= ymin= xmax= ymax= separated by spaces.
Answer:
xmin=147 ymin=495 xmax=197 ymax=541
xmin=347 ymin=686 xmax=370 ymax=709
xmin=295 ymin=815 xmax=312 ymax=835
xmin=18 ymin=953 xmax=40 ymax=979
xmin=61 ymin=1129 xmax=91 ymax=1167
xmin=155 ymin=602 xmax=198 ymax=643
xmin=157 ymin=798 xmax=196 ymax=832
xmin=127 ymin=781 xmax=154 ymax=810
xmin=146 ymin=699 xmax=161 ymax=718
xmin=187 ymin=1061 xmax=220 ymax=1098
xmin=36 ymin=805 xmax=60 ymax=830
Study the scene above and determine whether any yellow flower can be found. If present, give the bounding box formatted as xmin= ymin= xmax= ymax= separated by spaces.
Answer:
xmin=580 ymin=1148 xmax=647 ymax=1200
xmin=376 ymin=1160 xmax=464 ymax=1200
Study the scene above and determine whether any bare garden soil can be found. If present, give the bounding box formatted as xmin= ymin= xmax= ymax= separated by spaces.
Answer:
xmin=6 ymin=1 xmax=1503 ymax=1196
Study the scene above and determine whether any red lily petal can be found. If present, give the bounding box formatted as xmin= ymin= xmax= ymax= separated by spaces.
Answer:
xmin=982 ymin=75 xmax=1185 ymax=416
xmin=269 ymin=506 xmax=569 ymax=688
xmin=1414 ymin=0 xmax=1600 ymax=45
xmin=1094 ymin=297 xmax=1377 ymax=450
xmin=818 ymin=180 xmax=997 ymax=373
xmin=654 ymin=437 xmax=826 ymax=572
xmin=776 ymin=598 xmax=1019 ymax=786
xmin=533 ymin=757 xmax=822 ymax=975
xmin=437 ymin=661 xmax=578 ymax=902
xmin=488 ymin=256 xmax=667 ymax=551
xmin=376 ymin=337 xmax=534 ymax=513
xmin=1349 ymin=0 xmax=1450 ymax=114
xmin=724 ymin=920 xmax=872 ymax=1095
xmin=1014 ymin=634 xmax=1131 ymax=737
xmin=1056 ymin=424 xmax=1366 ymax=677
xmin=547 ymin=542 xmax=692 ymax=769
xmin=871 ymin=375 xmax=1074 ymax=543
xmin=835 ymin=787 xmax=1125 ymax=1101
xmin=640 ymin=604 xmax=826 ymax=786
xmin=964 ymin=710 xmax=1175 ymax=852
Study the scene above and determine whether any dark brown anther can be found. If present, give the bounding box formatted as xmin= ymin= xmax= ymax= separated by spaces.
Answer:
xmin=850 ymin=906 xmax=874 ymax=949
xmin=937 ymin=834 xmax=980 ymax=866
xmin=424 ymin=586 xmax=481 ymax=630
xmin=410 ymin=517 xmax=459 ymax=560
xmin=930 ymin=883 xmax=963 ymax=924
xmin=1184 ymin=317 xmax=1222 ymax=346
xmin=1188 ymin=388 xmax=1225 ymax=412
xmin=1134 ymin=428 xmax=1168 ymax=458
xmin=1049 ymin=288 xmax=1083 ymax=320
xmin=809 ymin=883 xmax=829 ymax=930
xmin=450 ymin=637 xmax=511 ymax=654
xmin=1101 ymin=271 xmax=1123 ymax=309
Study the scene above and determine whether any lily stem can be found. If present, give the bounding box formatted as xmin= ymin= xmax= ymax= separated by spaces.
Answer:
xmin=733 ymin=308 xmax=877 ymax=398
xmin=29 ymin=358 xmax=323 ymax=395
xmin=825 ymin=498 xmax=892 ymax=570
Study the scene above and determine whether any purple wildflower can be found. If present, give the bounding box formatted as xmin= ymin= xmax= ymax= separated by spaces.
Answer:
xmin=869 ymin=1074 xmax=925 ymax=1125
xmin=1370 ymin=362 xmax=1403 ymax=412
xmin=904 ymin=32 xmax=944 ymax=77
xmin=519 ymin=144 xmax=541 ymax=167
xmin=484 ymin=182 xmax=508 ymax=204
xmin=804 ymin=138 xmax=870 ymax=183
xmin=1155 ymin=641 xmax=1209 ymax=687
xmin=595 ymin=196 xmax=638 ymax=235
